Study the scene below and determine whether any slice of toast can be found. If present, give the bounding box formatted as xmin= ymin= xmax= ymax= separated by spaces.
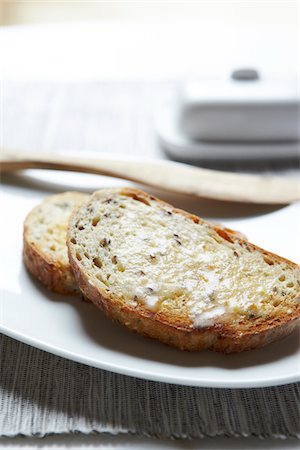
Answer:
xmin=67 ymin=188 xmax=300 ymax=352
xmin=24 ymin=191 xmax=88 ymax=295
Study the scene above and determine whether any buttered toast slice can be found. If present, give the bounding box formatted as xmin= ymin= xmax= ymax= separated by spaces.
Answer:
xmin=68 ymin=188 xmax=300 ymax=352
xmin=24 ymin=192 xmax=88 ymax=294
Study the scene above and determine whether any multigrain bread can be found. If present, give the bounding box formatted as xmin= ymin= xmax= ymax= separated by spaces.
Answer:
xmin=68 ymin=188 xmax=300 ymax=353
xmin=24 ymin=192 xmax=88 ymax=295
xmin=23 ymin=190 xmax=244 ymax=297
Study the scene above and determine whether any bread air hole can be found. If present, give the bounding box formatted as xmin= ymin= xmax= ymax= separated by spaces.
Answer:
xmin=264 ymin=256 xmax=274 ymax=266
xmin=70 ymin=237 xmax=76 ymax=244
xmin=93 ymin=257 xmax=102 ymax=268
xmin=215 ymin=228 xmax=234 ymax=244
xmin=92 ymin=217 xmax=100 ymax=226
xmin=96 ymin=274 xmax=108 ymax=285
xmin=273 ymin=299 xmax=280 ymax=307
xmin=50 ymin=245 xmax=56 ymax=251
xmin=287 ymin=282 xmax=294 ymax=288
xmin=100 ymin=238 xmax=111 ymax=247
xmin=124 ymin=192 xmax=151 ymax=206
xmin=279 ymin=275 xmax=286 ymax=282
xmin=133 ymin=196 xmax=150 ymax=206
xmin=76 ymin=252 xmax=82 ymax=261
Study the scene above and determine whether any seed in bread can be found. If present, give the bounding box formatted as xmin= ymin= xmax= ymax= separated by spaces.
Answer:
xmin=24 ymin=191 xmax=88 ymax=295
xmin=68 ymin=188 xmax=300 ymax=352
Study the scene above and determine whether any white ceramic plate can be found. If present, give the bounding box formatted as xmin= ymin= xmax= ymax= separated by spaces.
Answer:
xmin=1 ymin=169 xmax=299 ymax=388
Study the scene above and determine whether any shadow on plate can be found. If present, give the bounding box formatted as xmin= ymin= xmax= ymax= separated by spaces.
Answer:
xmin=23 ymin=270 xmax=300 ymax=372
xmin=1 ymin=171 xmax=284 ymax=219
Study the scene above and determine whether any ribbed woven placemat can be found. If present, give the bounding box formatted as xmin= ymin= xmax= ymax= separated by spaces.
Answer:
xmin=0 ymin=333 xmax=299 ymax=439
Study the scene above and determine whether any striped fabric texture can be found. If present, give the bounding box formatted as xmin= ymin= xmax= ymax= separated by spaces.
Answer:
xmin=0 ymin=334 xmax=299 ymax=439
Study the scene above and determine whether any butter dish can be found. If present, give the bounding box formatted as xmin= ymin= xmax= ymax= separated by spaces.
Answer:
xmin=157 ymin=70 xmax=300 ymax=160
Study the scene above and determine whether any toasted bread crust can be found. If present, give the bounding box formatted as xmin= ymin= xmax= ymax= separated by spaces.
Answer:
xmin=68 ymin=188 xmax=300 ymax=353
xmin=23 ymin=192 xmax=88 ymax=295
xmin=23 ymin=237 xmax=78 ymax=295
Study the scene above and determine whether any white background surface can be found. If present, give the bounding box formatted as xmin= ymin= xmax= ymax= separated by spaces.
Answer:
xmin=0 ymin=8 xmax=298 ymax=82
xmin=1 ymin=3 xmax=299 ymax=448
